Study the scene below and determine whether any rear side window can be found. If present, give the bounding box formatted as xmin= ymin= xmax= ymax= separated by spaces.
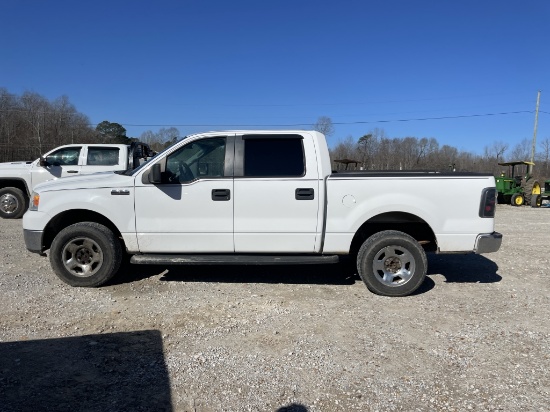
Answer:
xmin=243 ymin=137 xmax=305 ymax=177
xmin=87 ymin=147 xmax=120 ymax=166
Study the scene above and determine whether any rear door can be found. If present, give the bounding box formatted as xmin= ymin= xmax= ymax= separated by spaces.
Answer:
xmin=233 ymin=133 xmax=321 ymax=253
xmin=83 ymin=146 xmax=124 ymax=173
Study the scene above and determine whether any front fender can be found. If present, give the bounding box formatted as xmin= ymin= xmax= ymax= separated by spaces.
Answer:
xmin=39 ymin=187 xmax=136 ymax=233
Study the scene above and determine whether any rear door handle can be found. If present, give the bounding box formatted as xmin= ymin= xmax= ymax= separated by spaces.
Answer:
xmin=295 ymin=188 xmax=314 ymax=200
xmin=67 ymin=170 xmax=79 ymax=173
xmin=212 ymin=189 xmax=231 ymax=201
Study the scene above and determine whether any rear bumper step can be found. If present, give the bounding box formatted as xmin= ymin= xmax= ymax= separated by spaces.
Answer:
xmin=475 ymin=232 xmax=503 ymax=254
xmin=130 ymin=254 xmax=340 ymax=265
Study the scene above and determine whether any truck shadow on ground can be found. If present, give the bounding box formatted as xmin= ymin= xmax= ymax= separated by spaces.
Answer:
xmin=117 ymin=259 xmax=361 ymax=287
xmin=427 ymin=253 xmax=501 ymax=283
xmin=0 ymin=330 xmax=172 ymax=412
xmin=114 ymin=254 xmax=500 ymax=293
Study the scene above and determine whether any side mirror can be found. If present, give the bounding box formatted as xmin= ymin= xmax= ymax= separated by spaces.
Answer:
xmin=198 ymin=163 xmax=209 ymax=176
xmin=149 ymin=163 xmax=162 ymax=184
xmin=39 ymin=156 xmax=49 ymax=167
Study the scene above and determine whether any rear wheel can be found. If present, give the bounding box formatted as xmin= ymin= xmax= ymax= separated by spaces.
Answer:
xmin=523 ymin=180 xmax=541 ymax=205
xmin=357 ymin=230 xmax=427 ymax=297
xmin=0 ymin=187 xmax=28 ymax=219
xmin=50 ymin=222 xmax=122 ymax=287
xmin=511 ymin=193 xmax=524 ymax=206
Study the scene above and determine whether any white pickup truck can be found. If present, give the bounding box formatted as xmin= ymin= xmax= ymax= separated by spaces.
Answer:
xmin=23 ymin=130 xmax=501 ymax=296
xmin=0 ymin=142 xmax=154 ymax=219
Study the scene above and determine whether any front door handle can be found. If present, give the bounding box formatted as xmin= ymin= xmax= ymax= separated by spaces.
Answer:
xmin=67 ymin=170 xmax=79 ymax=173
xmin=295 ymin=188 xmax=314 ymax=200
xmin=212 ymin=189 xmax=231 ymax=201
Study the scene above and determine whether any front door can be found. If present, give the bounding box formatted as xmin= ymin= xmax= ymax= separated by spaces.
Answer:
xmin=134 ymin=135 xmax=234 ymax=253
xmin=30 ymin=146 xmax=83 ymax=188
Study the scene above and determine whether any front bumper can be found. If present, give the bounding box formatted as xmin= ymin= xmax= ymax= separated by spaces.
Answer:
xmin=24 ymin=229 xmax=44 ymax=254
xmin=475 ymin=232 xmax=502 ymax=254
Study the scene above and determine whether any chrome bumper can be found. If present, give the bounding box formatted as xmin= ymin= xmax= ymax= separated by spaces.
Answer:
xmin=475 ymin=232 xmax=502 ymax=254
xmin=24 ymin=229 xmax=44 ymax=254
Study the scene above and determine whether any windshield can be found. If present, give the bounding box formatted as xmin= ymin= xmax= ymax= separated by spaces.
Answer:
xmin=120 ymin=135 xmax=190 ymax=176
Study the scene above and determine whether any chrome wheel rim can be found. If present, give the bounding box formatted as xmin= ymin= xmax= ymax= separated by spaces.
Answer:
xmin=61 ymin=237 xmax=104 ymax=278
xmin=0 ymin=193 xmax=19 ymax=214
xmin=372 ymin=245 xmax=415 ymax=287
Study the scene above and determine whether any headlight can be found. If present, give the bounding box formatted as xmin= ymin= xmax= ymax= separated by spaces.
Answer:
xmin=29 ymin=192 xmax=40 ymax=211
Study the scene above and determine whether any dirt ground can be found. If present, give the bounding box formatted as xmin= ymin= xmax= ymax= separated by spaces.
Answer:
xmin=1 ymin=205 xmax=549 ymax=412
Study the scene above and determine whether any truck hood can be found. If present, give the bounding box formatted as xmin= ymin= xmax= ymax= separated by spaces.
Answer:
xmin=33 ymin=172 xmax=134 ymax=192
xmin=0 ymin=160 xmax=34 ymax=172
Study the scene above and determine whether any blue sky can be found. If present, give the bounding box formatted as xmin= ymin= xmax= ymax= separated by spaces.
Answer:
xmin=2 ymin=0 xmax=549 ymax=154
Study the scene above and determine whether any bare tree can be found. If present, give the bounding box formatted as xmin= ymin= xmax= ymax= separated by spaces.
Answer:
xmin=484 ymin=141 xmax=509 ymax=164
xmin=536 ymin=137 xmax=550 ymax=178
xmin=509 ymin=138 xmax=531 ymax=161
xmin=357 ymin=134 xmax=373 ymax=169
xmin=329 ymin=136 xmax=358 ymax=170
xmin=157 ymin=127 xmax=181 ymax=145
xmin=313 ymin=116 xmax=335 ymax=137
xmin=438 ymin=145 xmax=459 ymax=171
xmin=139 ymin=127 xmax=181 ymax=151
xmin=0 ymin=89 xmax=96 ymax=162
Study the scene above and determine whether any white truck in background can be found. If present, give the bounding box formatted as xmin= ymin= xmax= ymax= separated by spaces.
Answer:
xmin=0 ymin=142 xmax=154 ymax=219
xmin=23 ymin=130 xmax=501 ymax=297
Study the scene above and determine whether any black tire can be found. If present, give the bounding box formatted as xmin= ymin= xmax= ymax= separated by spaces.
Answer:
xmin=0 ymin=187 xmax=28 ymax=219
xmin=357 ymin=230 xmax=427 ymax=297
xmin=531 ymin=194 xmax=542 ymax=208
xmin=49 ymin=222 xmax=122 ymax=287
xmin=522 ymin=179 xmax=540 ymax=206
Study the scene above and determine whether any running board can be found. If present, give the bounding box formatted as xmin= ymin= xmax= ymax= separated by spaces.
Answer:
xmin=130 ymin=254 xmax=340 ymax=265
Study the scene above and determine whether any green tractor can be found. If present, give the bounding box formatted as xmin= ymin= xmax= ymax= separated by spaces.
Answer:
xmin=495 ymin=161 xmax=541 ymax=206
xmin=530 ymin=178 xmax=550 ymax=207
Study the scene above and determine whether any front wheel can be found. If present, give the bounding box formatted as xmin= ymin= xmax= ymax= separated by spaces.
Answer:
xmin=511 ymin=193 xmax=524 ymax=206
xmin=357 ymin=230 xmax=427 ymax=297
xmin=49 ymin=222 xmax=122 ymax=287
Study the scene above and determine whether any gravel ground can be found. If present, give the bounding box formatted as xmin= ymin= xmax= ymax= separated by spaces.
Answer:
xmin=1 ymin=205 xmax=549 ymax=412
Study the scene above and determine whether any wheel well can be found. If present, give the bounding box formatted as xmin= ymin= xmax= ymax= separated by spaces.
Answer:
xmin=43 ymin=210 xmax=124 ymax=251
xmin=0 ymin=179 xmax=30 ymax=197
xmin=349 ymin=212 xmax=437 ymax=256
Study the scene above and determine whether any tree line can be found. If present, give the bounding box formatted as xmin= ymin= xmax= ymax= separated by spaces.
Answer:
xmin=0 ymin=88 xmax=97 ymax=160
xmin=1 ymin=89 xmax=548 ymax=181
xmin=326 ymin=127 xmax=550 ymax=181
xmin=0 ymin=88 xmax=177 ymax=161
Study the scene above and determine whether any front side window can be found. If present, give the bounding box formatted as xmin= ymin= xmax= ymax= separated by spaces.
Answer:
xmin=46 ymin=147 xmax=81 ymax=166
xmin=243 ymin=137 xmax=305 ymax=177
xmin=165 ymin=137 xmax=226 ymax=183
xmin=87 ymin=147 xmax=120 ymax=166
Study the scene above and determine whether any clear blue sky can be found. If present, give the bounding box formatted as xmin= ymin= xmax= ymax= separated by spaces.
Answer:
xmin=2 ymin=0 xmax=549 ymax=154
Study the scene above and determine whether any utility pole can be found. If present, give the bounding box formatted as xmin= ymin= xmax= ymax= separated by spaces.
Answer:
xmin=529 ymin=90 xmax=541 ymax=174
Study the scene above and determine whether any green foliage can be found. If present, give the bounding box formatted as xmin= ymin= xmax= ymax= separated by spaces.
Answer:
xmin=95 ymin=121 xmax=128 ymax=143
